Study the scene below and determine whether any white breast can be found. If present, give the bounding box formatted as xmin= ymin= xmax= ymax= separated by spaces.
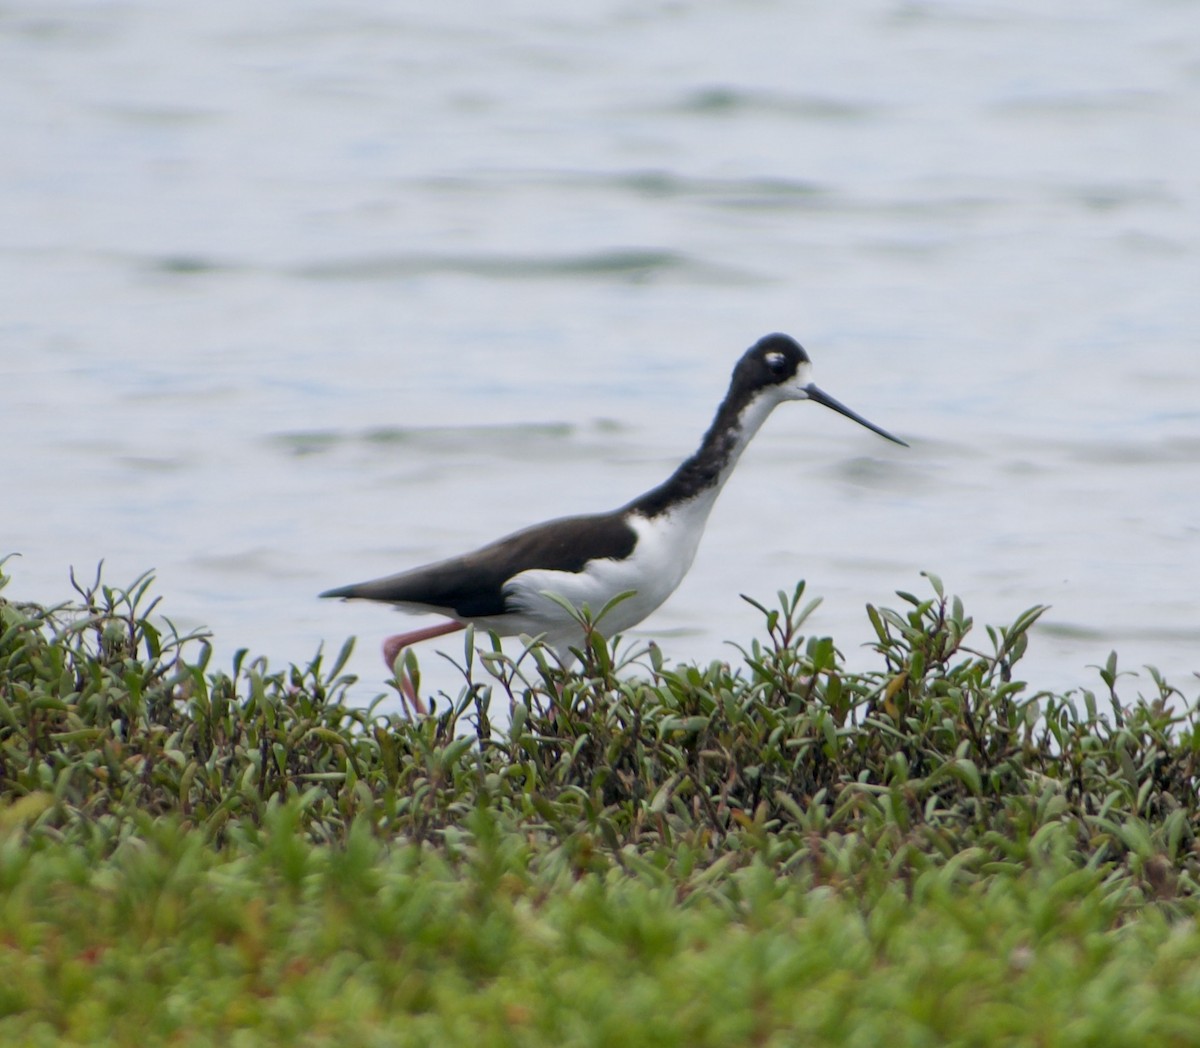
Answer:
xmin=491 ymin=498 xmax=717 ymax=654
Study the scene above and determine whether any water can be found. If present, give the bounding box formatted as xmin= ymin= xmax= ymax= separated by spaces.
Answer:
xmin=3 ymin=1 xmax=1198 ymax=711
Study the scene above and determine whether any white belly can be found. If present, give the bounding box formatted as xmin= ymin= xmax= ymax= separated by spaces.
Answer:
xmin=490 ymin=503 xmax=713 ymax=653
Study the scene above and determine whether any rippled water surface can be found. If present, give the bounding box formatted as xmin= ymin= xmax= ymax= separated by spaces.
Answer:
xmin=3 ymin=2 xmax=1198 ymax=708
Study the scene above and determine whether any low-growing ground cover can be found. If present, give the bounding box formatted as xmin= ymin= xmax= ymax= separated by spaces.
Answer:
xmin=1 ymin=563 xmax=1198 ymax=1046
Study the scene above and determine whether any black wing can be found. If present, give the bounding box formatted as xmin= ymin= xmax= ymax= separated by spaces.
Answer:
xmin=319 ymin=511 xmax=638 ymax=618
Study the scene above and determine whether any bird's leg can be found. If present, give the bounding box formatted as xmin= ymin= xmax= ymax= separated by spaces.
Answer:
xmin=382 ymin=620 xmax=466 ymax=716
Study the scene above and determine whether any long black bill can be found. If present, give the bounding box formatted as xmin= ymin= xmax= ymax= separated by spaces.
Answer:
xmin=804 ymin=384 xmax=908 ymax=447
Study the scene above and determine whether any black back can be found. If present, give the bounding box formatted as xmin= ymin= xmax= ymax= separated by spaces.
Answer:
xmin=320 ymin=511 xmax=638 ymax=618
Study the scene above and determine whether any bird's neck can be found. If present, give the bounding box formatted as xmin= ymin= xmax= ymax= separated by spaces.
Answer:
xmin=627 ymin=389 xmax=778 ymax=519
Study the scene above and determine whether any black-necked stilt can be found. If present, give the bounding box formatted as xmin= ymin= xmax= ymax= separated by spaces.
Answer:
xmin=321 ymin=333 xmax=906 ymax=708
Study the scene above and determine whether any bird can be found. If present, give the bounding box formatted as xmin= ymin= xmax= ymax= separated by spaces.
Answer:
xmin=321 ymin=333 xmax=906 ymax=710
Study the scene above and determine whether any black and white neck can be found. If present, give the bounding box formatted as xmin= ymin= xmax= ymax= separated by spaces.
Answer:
xmin=628 ymin=332 xmax=901 ymax=521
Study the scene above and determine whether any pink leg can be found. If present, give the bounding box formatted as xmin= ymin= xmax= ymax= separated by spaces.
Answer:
xmin=382 ymin=620 xmax=466 ymax=716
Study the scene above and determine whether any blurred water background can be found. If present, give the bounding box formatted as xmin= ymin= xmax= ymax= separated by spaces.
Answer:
xmin=2 ymin=1 xmax=1198 ymax=711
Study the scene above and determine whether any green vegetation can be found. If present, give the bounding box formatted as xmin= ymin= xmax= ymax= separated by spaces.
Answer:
xmin=2 ymin=561 xmax=1199 ymax=1046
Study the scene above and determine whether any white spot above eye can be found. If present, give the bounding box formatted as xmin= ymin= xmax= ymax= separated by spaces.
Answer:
xmin=765 ymin=351 xmax=787 ymax=373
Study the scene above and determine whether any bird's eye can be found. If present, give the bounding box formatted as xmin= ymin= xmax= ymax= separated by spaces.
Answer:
xmin=764 ymin=351 xmax=789 ymax=377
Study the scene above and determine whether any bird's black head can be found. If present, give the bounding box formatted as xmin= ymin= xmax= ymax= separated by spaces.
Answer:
xmin=729 ymin=332 xmax=908 ymax=445
xmin=732 ymin=333 xmax=813 ymax=398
